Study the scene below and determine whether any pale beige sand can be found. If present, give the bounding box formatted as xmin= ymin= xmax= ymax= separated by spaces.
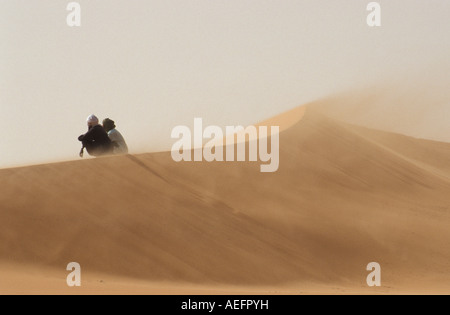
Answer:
xmin=1 ymin=105 xmax=450 ymax=295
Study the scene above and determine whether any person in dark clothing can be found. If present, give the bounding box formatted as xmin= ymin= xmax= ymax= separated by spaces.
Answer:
xmin=78 ymin=114 xmax=112 ymax=157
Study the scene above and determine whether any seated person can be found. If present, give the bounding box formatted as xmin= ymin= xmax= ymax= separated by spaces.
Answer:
xmin=78 ymin=115 xmax=112 ymax=157
xmin=103 ymin=118 xmax=129 ymax=155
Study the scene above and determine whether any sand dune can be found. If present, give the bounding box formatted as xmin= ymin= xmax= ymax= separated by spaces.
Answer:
xmin=1 ymin=104 xmax=450 ymax=294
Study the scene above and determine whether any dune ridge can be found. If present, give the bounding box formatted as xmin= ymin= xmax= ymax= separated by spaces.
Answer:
xmin=1 ymin=104 xmax=450 ymax=294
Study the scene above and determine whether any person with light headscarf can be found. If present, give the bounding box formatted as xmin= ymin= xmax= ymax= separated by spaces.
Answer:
xmin=78 ymin=114 xmax=112 ymax=157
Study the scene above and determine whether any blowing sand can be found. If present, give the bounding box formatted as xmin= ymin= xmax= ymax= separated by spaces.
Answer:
xmin=1 ymin=102 xmax=450 ymax=295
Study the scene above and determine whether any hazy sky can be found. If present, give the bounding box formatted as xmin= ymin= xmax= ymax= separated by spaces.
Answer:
xmin=1 ymin=0 xmax=450 ymax=168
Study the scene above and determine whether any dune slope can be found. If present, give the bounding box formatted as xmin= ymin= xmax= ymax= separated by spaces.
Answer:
xmin=1 ymin=107 xmax=450 ymax=294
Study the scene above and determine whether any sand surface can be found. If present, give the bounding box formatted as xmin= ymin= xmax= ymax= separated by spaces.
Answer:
xmin=1 ymin=104 xmax=450 ymax=295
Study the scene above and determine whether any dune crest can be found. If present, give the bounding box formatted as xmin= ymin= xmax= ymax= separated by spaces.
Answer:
xmin=202 ymin=105 xmax=306 ymax=150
